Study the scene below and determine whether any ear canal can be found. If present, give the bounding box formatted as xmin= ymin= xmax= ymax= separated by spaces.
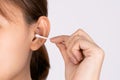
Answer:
xmin=33 ymin=27 xmax=39 ymax=41
xmin=32 ymin=36 xmax=36 ymax=41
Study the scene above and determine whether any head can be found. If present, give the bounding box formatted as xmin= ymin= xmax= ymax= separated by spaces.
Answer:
xmin=0 ymin=0 xmax=50 ymax=80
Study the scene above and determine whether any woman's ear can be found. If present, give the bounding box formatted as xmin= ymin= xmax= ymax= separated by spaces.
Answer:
xmin=30 ymin=16 xmax=50 ymax=51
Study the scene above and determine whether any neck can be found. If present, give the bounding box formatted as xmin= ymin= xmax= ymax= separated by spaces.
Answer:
xmin=13 ymin=67 xmax=32 ymax=80
xmin=12 ymin=54 xmax=32 ymax=80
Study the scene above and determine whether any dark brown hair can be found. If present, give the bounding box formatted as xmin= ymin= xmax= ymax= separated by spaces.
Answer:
xmin=0 ymin=0 xmax=50 ymax=80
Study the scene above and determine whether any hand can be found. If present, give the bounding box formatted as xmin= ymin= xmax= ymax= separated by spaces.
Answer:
xmin=50 ymin=29 xmax=105 ymax=80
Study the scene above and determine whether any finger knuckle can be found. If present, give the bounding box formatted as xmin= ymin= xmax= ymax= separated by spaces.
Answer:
xmin=99 ymin=48 xmax=105 ymax=57
xmin=77 ymin=28 xmax=85 ymax=33
xmin=94 ymin=47 xmax=105 ymax=58
xmin=71 ymin=49 xmax=75 ymax=53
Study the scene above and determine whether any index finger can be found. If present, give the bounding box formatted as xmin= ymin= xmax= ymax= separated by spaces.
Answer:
xmin=50 ymin=35 xmax=70 ymax=44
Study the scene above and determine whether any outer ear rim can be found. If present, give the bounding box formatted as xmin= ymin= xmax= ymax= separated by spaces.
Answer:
xmin=30 ymin=16 xmax=50 ymax=51
xmin=40 ymin=16 xmax=50 ymax=36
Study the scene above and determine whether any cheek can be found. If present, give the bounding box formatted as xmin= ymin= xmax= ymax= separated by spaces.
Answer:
xmin=0 ymin=25 xmax=31 ymax=78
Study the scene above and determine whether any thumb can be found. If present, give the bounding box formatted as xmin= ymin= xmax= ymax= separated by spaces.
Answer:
xmin=55 ymin=43 xmax=69 ymax=63
xmin=50 ymin=35 xmax=70 ymax=63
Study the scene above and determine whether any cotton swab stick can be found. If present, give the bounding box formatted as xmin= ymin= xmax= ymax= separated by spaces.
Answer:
xmin=35 ymin=34 xmax=49 ymax=40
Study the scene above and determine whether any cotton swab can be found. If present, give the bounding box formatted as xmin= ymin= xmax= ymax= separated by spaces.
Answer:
xmin=35 ymin=34 xmax=49 ymax=40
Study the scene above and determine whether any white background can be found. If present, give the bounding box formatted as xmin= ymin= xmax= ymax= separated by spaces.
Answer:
xmin=46 ymin=0 xmax=120 ymax=80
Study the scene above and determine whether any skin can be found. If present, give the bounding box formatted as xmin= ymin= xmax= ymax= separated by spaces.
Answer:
xmin=0 ymin=2 xmax=50 ymax=80
xmin=50 ymin=29 xmax=105 ymax=80
xmin=0 ymin=2 xmax=104 ymax=80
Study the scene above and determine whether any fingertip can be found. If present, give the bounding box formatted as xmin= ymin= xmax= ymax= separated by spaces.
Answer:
xmin=50 ymin=37 xmax=57 ymax=43
xmin=50 ymin=38 xmax=54 ymax=43
xmin=50 ymin=37 xmax=61 ymax=43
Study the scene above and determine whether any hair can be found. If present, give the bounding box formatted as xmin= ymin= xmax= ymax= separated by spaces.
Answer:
xmin=0 ymin=0 xmax=50 ymax=80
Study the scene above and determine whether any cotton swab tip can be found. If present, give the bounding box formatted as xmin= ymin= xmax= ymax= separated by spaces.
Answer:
xmin=35 ymin=34 xmax=48 ymax=39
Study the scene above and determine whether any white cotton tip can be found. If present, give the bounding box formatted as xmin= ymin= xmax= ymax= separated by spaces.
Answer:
xmin=35 ymin=34 xmax=48 ymax=39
